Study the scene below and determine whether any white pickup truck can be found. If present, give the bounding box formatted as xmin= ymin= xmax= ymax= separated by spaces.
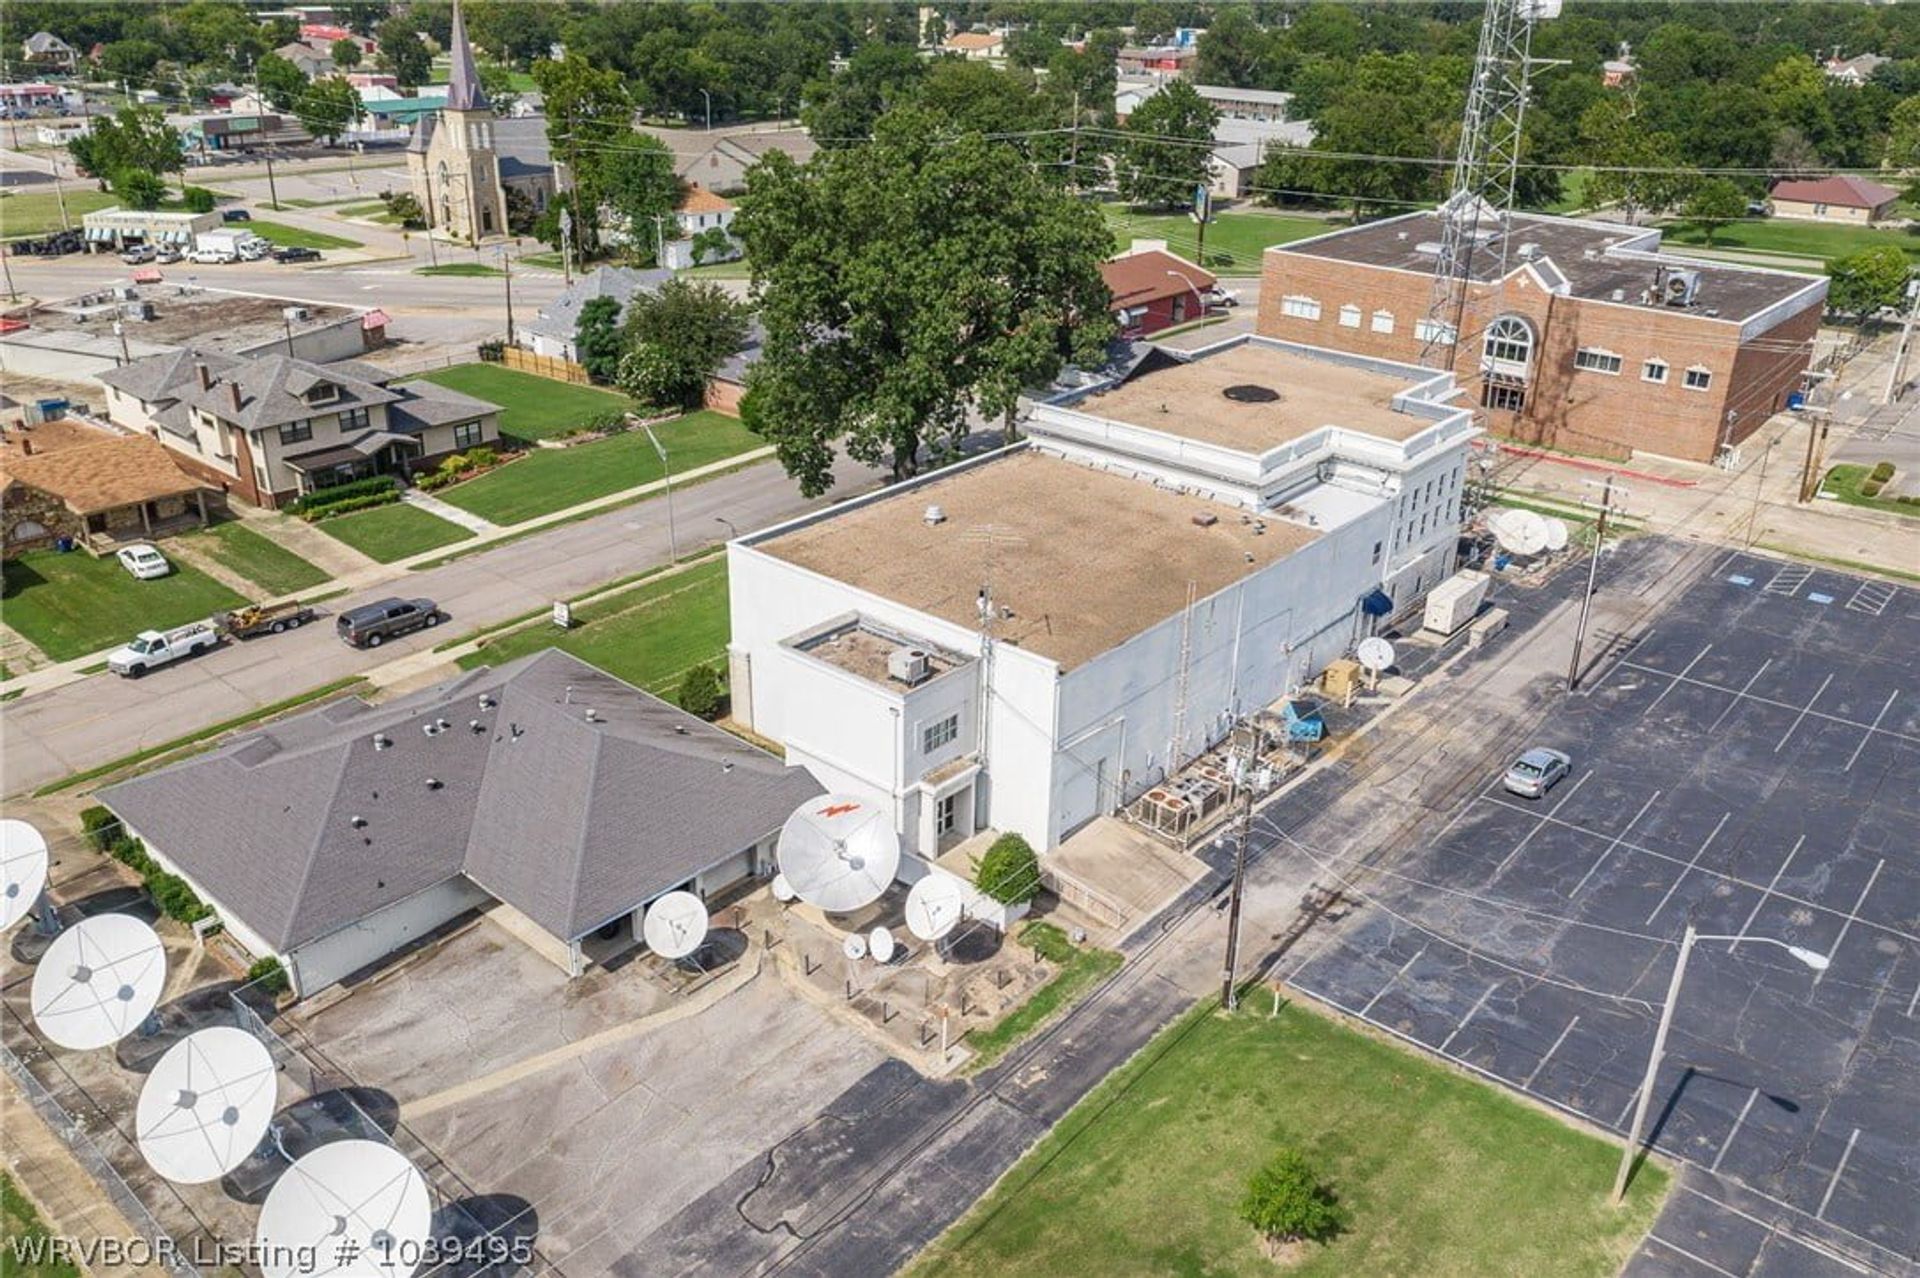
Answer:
xmin=107 ymin=622 xmax=219 ymax=678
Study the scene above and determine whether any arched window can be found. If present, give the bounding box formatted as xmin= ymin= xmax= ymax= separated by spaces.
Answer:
xmin=1483 ymin=315 xmax=1533 ymax=368
xmin=1481 ymin=315 xmax=1534 ymax=413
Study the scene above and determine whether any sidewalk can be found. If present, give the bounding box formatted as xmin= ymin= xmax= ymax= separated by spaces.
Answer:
xmin=402 ymin=488 xmax=499 ymax=534
xmin=0 ymin=446 xmax=775 ymax=701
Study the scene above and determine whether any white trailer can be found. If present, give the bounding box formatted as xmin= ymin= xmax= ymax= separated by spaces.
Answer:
xmin=1423 ymin=570 xmax=1492 ymax=637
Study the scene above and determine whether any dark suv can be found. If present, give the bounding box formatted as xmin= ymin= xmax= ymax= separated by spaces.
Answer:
xmin=336 ymin=597 xmax=442 ymax=648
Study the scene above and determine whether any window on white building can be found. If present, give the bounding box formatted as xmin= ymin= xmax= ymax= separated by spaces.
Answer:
xmin=1574 ymin=348 xmax=1623 ymax=375
xmin=1642 ymin=359 xmax=1669 ymax=384
xmin=1684 ymin=366 xmax=1713 ymax=391
xmin=339 ymin=407 xmax=370 ymax=431
xmin=278 ymin=420 xmax=312 ymax=444
xmin=1338 ymin=304 xmax=1361 ymax=328
xmin=1370 ymin=309 xmax=1395 ymax=334
xmin=922 ymin=714 xmax=959 ymax=753
xmin=1280 ymin=295 xmax=1321 ymax=321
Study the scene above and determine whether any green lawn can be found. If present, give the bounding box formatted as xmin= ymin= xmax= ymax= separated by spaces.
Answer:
xmin=1661 ymin=218 xmax=1920 ymax=265
xmin=438 ymin=411 xmax=761 ymax=525
xmin=416 ymin=364 xmax=635 ymax=442
xmin=187 ymin=521 xmax=331 ymax=595
xmin=687 ymin=258 xmax=754 ymax=279
xmin=518 ymin=250 xmax=568 ymax=269
xmin=0 ymin=189 xmax=117 ymax=240
xmin=913 ymin=998 xmax=1669 ymax=1278
xmin=1540 ymin=167 xmax=1597 ymax=215
xmin=458 ymin=558 xmax=729 ymax=694
xmin=2 ymin=1174 xmax=80 ymax=1278
xmin=244 ymin=220 xmax=361 ymax=250
xmin=965 ymin=922 xmax=1123 ymax=1070
xmin=313 ymin=503 xmax=473 ymax=563
xmin=1820 ymin=463 xmax=1920 ymax=518
xmin=1 ymin=549 xmax=245 ymax=661
xmin=1103 ymin=204 xmax=1334 ymax=273
xmin=335 ymin=201 xmax=390 ymax=218
xmin=416 ymin=262 xmax=503 ymax=277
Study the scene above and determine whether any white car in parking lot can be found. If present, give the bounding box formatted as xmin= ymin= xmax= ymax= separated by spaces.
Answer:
xmin=116 ymin=543 xmax=173 ymax=580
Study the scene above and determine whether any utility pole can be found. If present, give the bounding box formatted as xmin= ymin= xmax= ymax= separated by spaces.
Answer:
xmin=1884 ymin=276 xmax=1919 ymax=404
xmin=1 ymin=244 xmax=18 ymax=304
xmin=1744 ymin=432 xmax=1776 ymax=548
xmin=500 ymin=248 xmax=515 ymax=345
xmin=421 ymin=169 xmax=440 ymax=266
xmin=263 ymin=151 xmax=281 ymax=212
xmin=1220 ymin=763 xmax=1254 ymax=1011
xmin=652 ymin=213 xmax=667 ymax=269
xmin=1797 ymin=407 xmax=1830 ymax=504
xmin=558 ymin=205 xmax=573 ymax=285
xmin=1566 ymin=477 xmax=1622 ymax=692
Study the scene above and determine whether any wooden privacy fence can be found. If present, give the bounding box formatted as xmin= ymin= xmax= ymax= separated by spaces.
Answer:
xmin=500 ymin=346 xmax=592 ymax=384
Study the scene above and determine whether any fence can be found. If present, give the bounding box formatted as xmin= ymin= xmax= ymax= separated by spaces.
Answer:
xmin=499 ymin=347 xmax=592 ymax=385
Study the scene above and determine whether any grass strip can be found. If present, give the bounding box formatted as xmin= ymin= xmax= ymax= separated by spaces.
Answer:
xmin=431 ymin=546 xmax=724 ymax=652
xmin=1752 ymin=544 xmax=1920 ymax=585
xmin=963 ymin=922 xmax=1123 ymax=1071
xmin=1817 ymin=463 xmax=1919 ymax=519
xmin=1 ymin=1173 xmax=80 ymax=1278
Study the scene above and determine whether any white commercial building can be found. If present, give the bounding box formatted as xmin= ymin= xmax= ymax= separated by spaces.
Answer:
xmin=727 ymin=335 xmax=1477 ymax=863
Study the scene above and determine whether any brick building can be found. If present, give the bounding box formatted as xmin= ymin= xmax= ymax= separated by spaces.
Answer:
xmin=1102 ymin=245 xmax=1217 ymax=339
xmin=1258 ymin=211 xmax=1828 ymax=463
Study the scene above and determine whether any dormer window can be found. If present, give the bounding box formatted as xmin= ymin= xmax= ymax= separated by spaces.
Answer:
xmin=305 ymin=382 xmax=341 ymax=406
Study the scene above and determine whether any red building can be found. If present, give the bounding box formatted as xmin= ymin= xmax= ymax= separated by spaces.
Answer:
xmin=1102 ymin=247 xmax=1217 ymax=338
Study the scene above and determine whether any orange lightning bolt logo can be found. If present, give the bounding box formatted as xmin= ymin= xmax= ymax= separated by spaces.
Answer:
xmin=818 ymin=802 xmax=861 ymax=818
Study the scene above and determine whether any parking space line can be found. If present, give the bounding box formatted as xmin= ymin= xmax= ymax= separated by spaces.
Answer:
xmin=1774 ymin=674 xmax=1835 ymax=754
xmin=1438 ymin=982 xmax=1499 ymax=1054
xmin=1735 ymin=836 xmax=1805 ymax=943
xmin=1711 ymin=1087 xmax=1760 ymax=1173
xmin=1844 ymin=581 xmax=1896 ymax=616
xmin=1491 ymin=772 xmax=1593 ymax=876
xmin=1570 ymin=791 xmax=1661 ymax=897
xmin=1644 ymin=1234 xmax=1743 ymax=1278
xmin=1641 ymin=644 xmax=1715 ymax=720
xmin=1816 ymin=1128 xmax=1860 ymax=1220
xmin=1707 ymin=658 xmax=1771 ymax=732
xmin=1360 ymin=946 xmax=1428 ymax=1017
xmin=1907 ymin=979 xmax=1920 ymax=1019
xmin=1616 ymin=661 xmax=1920 ymax=747
xmin=1644 ymin=811 xmax=1732 ymax=926
xmin=1523 ymin=1015 xmax=1579 ymax=1089
xmin=1842 ymin=691 xmax=1898 ymax=773
xmin=1812 ymin=860 xmax=1883 ymax=989
xmin=1765 ymin=564 xmax=1813 ymax=596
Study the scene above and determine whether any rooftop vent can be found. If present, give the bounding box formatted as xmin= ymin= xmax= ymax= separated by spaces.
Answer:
xmin=478 ymin=694 xmax=495 ymax=710
xmin=372 ymin=733 xmax=392 ymax=751
xmin=1415 ymin=241 xmax=1443 ymax=256
xmin=1517 ymin=242 xmax=1540 ymax=260
xmin=1396 ymin=230 xmax=1409 ymax=241
xmin=424 ymin=778 xmax=442 ymax=791
xmin=1222 ymin=383 xmax=1280 ymax=404
xmin=923 ymin=504 xmax=946 ymax=526
xmin=584 ymin=707 xmax=600 ymax=723
xmin=1191 ymin=512 xmax=1218 ymax=528
xmin=469 ymin=719 xmax=484 ymax=733
xmin=282 ymin=305 xmax=309 ymax=323
xmin=888 ymin=647 xmax=931 ymax=686
xmin=422 ymin=723 xmax=442 ymax=737
xmin=1610 ymin=288 xmax=1626 ymax=302
xmin=350 ymin=815 xmax=367 ymax=829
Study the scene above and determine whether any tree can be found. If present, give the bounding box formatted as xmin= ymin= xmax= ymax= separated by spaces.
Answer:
xmin=1826 ymin=246 xmax=1913 ymax=317
xmin=532 ymin=55 xmax=633 ymax=257
xmin=1196 ymin=7 xmax=1276 ymax=89
xmin=330 ymin=37 xmax=362 ymax=70
xmin=381 ymin=189 xmax=425 ymax=228
xmin=112 ymin=167 xmax=167 ymax=211
xmin=254 ymin=52 xmax=307 ymax=110
xmin=1684 ymin=178 xmax=1746 ymax=247
xmin=1886 ymin=95 xmax=1920 ymax=171
xmin=690 ymin=225 xmax=734 ymax=265
xmin=734 ymin=108 xmax=1116 ymax=494
xmin=373 ymin=15 xmax=430 ymax=89
xmin=69 ymin=105 xmax=181 ymax=188
xmin=1132 ymin=4 xmax=1176 ymax=45
xmin=1579 ymin=96 xmax=1693 ymax=224
xmin=179 ymin=185 xmax=217 ymax=213
xmin=619 ymin=277 xmax=751 ymax=408
xmin=1239 ymin=1148 xmax=1347 ymax=1247
xmin=675 ymin=664 xmax=723 ymax=719
xmin=598 ymin=134 xmax=680 ymax=261
xmin=295 ymin=76 xmax=362 ymax=145
xmin=1117 ymin=79 xmax=1217 ymax=209
xmin=1258 ymin=52 xmax=1460 ymax=219
xmin=1769 ymin=126 xmax=1823 ymax=180
xmin=799 ymin=42 xmax=924 ymax=145
xmin=574 ymin=295 xmax=625 ymax=384
xmin=973 ymin=834 xmax=1040 ymax=906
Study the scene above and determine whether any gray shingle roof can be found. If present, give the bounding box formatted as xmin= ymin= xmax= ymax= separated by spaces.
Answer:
xmin=100 ymin=650 xmax=822 ymax=951
xmin=526 ymin=266 xmax=669 ymax=341
xmin=386 ymin=380 xmax=497 ymax=430
xmin=174 ymin=353 xmax=399 ymax=432
xmin=444 ymin=0 xmax=488 ymax=113
xmin=98 ymin=348 xmax=242 ymax=406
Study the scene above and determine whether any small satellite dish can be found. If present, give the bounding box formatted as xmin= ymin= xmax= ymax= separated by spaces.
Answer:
xmin=642 ymin=891 xmax=709 ymax=961
xmin=842 ymin=933 xmax=867 ymax=961
xmin=137 ymin=1027 xmax=276 ymax=1184
xmin=30 ymin=914 xmax=166 ymax=1050
xmin=1 ymin=818 xmax=51 ymax=933
xmin=904 ymin=875 xmax=966 ymax=942
xmin=777 ymin=795 xmax=901 ymax=913
xmin=1355 ymin=636 xmax=1395 ymax=673
xmin=869 ymin=927 xmax=896 ymax=964
xmin=770 ymin=873 xmax=796 ymax=903
xmin=257 ymin=1140 xmax=431 ymax=1278
xmin=1543 ymin=517 xmax=1570 ymax=552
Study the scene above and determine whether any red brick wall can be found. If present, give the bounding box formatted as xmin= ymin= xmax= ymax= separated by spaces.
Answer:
xmin=704 ymin=378 xmax=746 ymax=416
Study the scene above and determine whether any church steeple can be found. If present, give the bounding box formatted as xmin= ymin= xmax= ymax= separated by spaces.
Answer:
xmin=445 ymin=0 xmax=486 ymax=113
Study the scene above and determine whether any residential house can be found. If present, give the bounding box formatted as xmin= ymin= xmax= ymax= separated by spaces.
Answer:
xmin=99 ymin=349 xmax=503 ymax=508
xmin=662 ymin=186 xmax=739 ymax=270
xmin=274 ymin=40 xmax=335 ymax=80
xmin=520 ymin=265 xmax=669 ymax=364
xmin=1823 ymin=53 xmax=1889 ymax=86
xmin=1767 ymin=175 xmax=1901 ymax=226
xmin=100 ymin=649 xmax=824 ymax=996
xmin=1 ymin=422 xmax=212 ymax=556
xmin=944 ymin=31 xmax=1005 ymax=61
xmin=1101 ymin=244 xmax=1217 ymax=337
xmin=705 ymin=321 xmax=762 ymax=416
xmin=677 ymin=130 xmax=818 ymax=196
xmin=21 ymin=31 xmax=76 ymax=71
xmin=1209 ymin=117 xmax=1315 ymax=199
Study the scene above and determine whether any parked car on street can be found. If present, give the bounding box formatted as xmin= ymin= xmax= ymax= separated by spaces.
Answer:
xmin=221 ymin=208 xmax=252 ymax=222
xmin=272 ymin=246 xmax=321 ymax=264
xmin=107 ymin=622 xmax=219 ymax=677
xmin=116 ymin=543 xmax=172 ymax=580
xmin=155 ymin=246 xmax=183 ymax=264
xmin=1502 ymin=747 xmax=1571 ymax=799
xmin=335 ymin=596 xmax=441 ymax=648
xmin=120 ymin=244 xmax=156 ymax=265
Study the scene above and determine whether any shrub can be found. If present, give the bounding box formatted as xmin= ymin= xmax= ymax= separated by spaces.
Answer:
xmin=148 ymin=870 xmax=212 ymax=924
xmin=478 ymin=339 xmax=505 ymax=362
xmin=80 ymin=805 xmax=119 ymax=852
xmin=302 ymin=491 xmax=401 ymax=521
xmin=247 ymin=956 xmax=291 ymax=996
xmin=676 ymin=663 xmax=723 ymax=719
xmin=974 ymin=833 xmax=1041 ymax=905
xmin=415 ymin=467 xmax=460 ymax=492
xmin=1870 ymin=461 xmax=1895 ymax=482
xmin=180 ymin=185 xmax=216 ymax=213
xmin=1240 ymin=1147 xmax=1347 ymax=1246
xmin=109 ymin=835 xmax=154 ymax=877
xmin=462 ymin=446 xmax=497 ymax=470
xmin=1861 ymin=479 xmax=1884 ymax=498
xmin=286 ymin=475 xmax=397 ymax=515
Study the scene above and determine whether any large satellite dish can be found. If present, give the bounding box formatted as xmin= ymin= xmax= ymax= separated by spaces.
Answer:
xmin=257 ymin=1140 xmax=431 ymax=1278
xmin=137 ymin=1027 xmax=277 ymax=1183
xmin=642 ymin=892 xmax=708 ymax=961
xmin=31 ymin=914 xmax=166 ymax=1050
xmin=1 ymin=818 xmax=50 ymax=932
xmin=1355 ymin=636 xmax=1395 ymax=673
xmin=1495 ymin=508 xmax=1550 ymax=556
xmin=868 ymin=927 xmax=896 ymax=964
xmin=904 ymin=875 xmax=965 ymax=942
xmin=1542 ymin=517 xmax=1570 ymax=552
xmin=777 ymin=796 xmax=901 ymax=913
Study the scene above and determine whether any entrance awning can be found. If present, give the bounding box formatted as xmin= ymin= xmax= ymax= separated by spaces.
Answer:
xmin=282 ymin=431 xmax=420 ymax=472
xmin=1361 ymin=588 xmax=1394 ymax=617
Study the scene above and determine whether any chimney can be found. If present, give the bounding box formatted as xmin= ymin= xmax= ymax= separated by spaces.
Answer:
xmin=196 ymin=362 xmax=212 ymax=390
xmin=227 ymin=380 xmax=242 ymax=412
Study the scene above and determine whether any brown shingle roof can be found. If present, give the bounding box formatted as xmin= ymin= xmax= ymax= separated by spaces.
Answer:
xmin=1768 ymin=175 xmax=1899 ymax=210
xmin=945 ymin=32 xmax=1003 ymax=50
xmin=0 ymin=435 xmax=203 ymax=514
xmin=1100 ymin=249 xmax=1217 ymax=310
xmin=678 ymin=184 xmax=734 ymax=215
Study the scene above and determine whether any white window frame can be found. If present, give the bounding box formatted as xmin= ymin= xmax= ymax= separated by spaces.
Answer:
xmin=1338 ymin=303 xmax=1361 ymax=329
xmin=1414 ymin=318 xmax=1456 ymax=345
xmin=1574 ymin=348 xmax=1623 ymax=375
xmin=1370 ymin=309 xmax=1395 ymax=334
xmin=1684 ymin=366 xmax=1713 ymax=391
xmin=1280 ymin=294 xmax=1321 ymax=321
xmin=922 ymin=713 xmax=959 ymax=754
xmin=1641 ymin=359 xmax=1669 ymax=385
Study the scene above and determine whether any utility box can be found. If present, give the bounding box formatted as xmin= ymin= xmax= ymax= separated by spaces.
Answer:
xmin=1321 ymin=658 xmax=1363 ymax=702
xmin=1423 ymin=570 xmax=1492 ymax=637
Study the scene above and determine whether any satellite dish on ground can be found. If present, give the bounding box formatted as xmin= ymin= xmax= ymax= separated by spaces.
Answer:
xmin=137 ymin=1027 xmax=276 ymax=1184
xmin=642 ymin=892 xmax=709 ymax=961
xmin=256 ymin=1140 xmax=431 ymax=1278
xmin=1 ymin=818 xmax=50 ymax=933
xmin=30 ymin=914 xmax=166 ymax=1050
xmin=770 ymin=873 xmax=796 ymax=903
xmin=1543 ymin=517 xmax=1570 ymax=552
xmin=1495 ymin=508 xmax=1550 ymax=556
xmin=1355 ymin=637 xmax=1395 ymax=673
xmin=841 ymin=933 xmax=867 ymax=961
xmin=904 ymin=876 xmax=966 ymax=942
xmin=777 ymin=796 xmax=901 ymax=913
xmin=869 ymin=927 xmax=896 ymax=964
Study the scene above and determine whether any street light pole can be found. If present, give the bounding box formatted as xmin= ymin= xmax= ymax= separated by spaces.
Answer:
xmin=643 ymin=423 xmax=678 ymax=561
xmin=1612 ymin=926 xmax=1828 ymax=1203
xmin=713 ymin=515 xmax=739 ymax=540
xmin=1164 ymin=268 xmax=1205 ymax=326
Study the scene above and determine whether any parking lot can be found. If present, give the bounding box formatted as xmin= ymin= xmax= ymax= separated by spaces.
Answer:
xmin=1275 ymin=551 xmax=1920 ymax=1276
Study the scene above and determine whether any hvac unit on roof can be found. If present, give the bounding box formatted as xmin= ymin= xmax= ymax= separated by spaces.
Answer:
xmin=887 ymin=647 xmax=931 ymax=686
xmin=1517 ymin=242 xmax=1540 ymax=260
xmin=1663 ymin=269 xmax=1701 ymax=308
xmin=282 ymin=305 xmax=310 ymax=323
